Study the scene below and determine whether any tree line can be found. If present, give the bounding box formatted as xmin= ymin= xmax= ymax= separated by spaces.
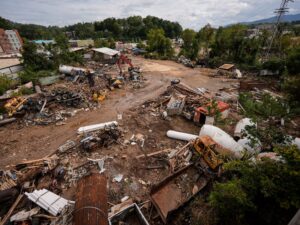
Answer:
xmin=0 ymin=16 xmax=182 ymax=41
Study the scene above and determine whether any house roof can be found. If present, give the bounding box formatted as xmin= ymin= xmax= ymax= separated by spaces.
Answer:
xmin=32 ymin=40 xmax=55 ymax=44
xmin=219 ymin=64 xmax=235 ymax=70
xmin=0 ymin=58 xmax=21 ymax=69
xmin=70 ymin=47 xmax=87 ymax=52
xmin=92 ymin=47 xmax=119 ymax=56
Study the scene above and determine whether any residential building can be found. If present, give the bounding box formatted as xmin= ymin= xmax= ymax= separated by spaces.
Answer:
xmin=0 ymin=29 xmax=23 ymax=54
xmin=92 ymin=47 xmax=119 ymax=63
xmin=5 ymin=30 xmax=23 ymax=51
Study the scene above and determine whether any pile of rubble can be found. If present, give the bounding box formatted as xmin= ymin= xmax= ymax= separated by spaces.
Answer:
xmin=177 ymin=55 xmax=195 ymax=68
xmin=0 ymin=62 xmax=145 ymax=127
xmin=0 ymin=121 xmax=124 ymax=225
xmin=2 ymin=79 xmax=297 ymax=225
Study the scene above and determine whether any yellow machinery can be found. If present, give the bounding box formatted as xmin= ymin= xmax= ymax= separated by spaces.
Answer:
xmin=193 ymin=136 xmax=223 ymax=170
xmin=4 ymin=97 xmax=27 ymax=117
xmin=93 ymin=90 xmax=107 ymax=103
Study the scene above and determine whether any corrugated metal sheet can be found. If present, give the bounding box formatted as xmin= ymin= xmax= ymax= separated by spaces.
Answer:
xmin=25 ymin=189 xmax=73 ymax=216
xmin=92 ymin=47 xmax=119 ymax=56
xmin=219 ymin=64 xmax=235 ymax=70
xmin=70 ymin=47 xmax=87 ymax=52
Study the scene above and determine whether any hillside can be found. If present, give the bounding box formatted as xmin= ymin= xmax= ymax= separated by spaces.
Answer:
xmin=244 ymin=13 xmax=300 ymax=25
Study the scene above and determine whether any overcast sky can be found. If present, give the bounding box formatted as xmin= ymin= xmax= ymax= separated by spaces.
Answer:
xmin=0 ymin=0 xmax=300 ymax=29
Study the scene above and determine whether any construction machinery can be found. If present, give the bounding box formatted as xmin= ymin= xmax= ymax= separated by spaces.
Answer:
xmin=116 ymin=54 xmax=141 ymax=79
xmin=4 ymin=97 xmax=27 ymax=117
xmin=192 ymin=136 xmax=223 ymax=170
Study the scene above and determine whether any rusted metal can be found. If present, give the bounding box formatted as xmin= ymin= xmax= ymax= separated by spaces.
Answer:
xmin=74 ymin=173 xmax=108 ymax=225
xmin=193 ymin=136 xmax=223 ymax=170
xmin=150 ymin=164 xmax=208 ymax=223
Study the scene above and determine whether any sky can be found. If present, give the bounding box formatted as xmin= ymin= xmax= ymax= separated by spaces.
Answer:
xmin=0 ymin=0 xmax=300 ymax=29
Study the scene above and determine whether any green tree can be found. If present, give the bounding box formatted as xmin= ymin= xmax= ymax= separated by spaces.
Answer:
xmin=146 ymin=28 xmax=174 ymax=58
xmin=209 ymin=145 xmax=300 ymax=225
xmin=209 ymin=25 xmax=260 ymax=65
xmin=198 ymin=24 xmax=215 ymax=57
xmin=283 ymin=46 xmax=300 ymax=104
xmin=21 ymin=40 xmax=55 ymax=71
xmin=180 ymin=29 xmax=200 ymax=60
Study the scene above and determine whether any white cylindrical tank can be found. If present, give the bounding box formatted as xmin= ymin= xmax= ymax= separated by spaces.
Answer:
xmin=292 ymin=137 xmax=300 ymax=150
xmin=237 ymin=137 xmax=262 ymax=154
xmin=59 ymin=65 xmax=88 ymax=75
xmin=77 ymin=121 xmax=118 ymax=134
xmin=167 ymin=130 xmax=198 ymax=142
xmin=200 ymin=125 xmax=244 ymax=159
xmin=234 ymin=118 xmax=255 ymax=138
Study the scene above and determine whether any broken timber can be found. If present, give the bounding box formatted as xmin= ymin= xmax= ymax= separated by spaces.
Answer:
xmin=0 ymin=194 xmax=24 ymax=225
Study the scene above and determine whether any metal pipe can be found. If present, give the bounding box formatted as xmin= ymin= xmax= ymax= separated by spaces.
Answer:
xmin=166 ymin=130 xmax=198 ymax=141
xmin=77 ymin=121 xmax=118 ymax=134
xmin=74 ymin=173 xmax=108 ymax=225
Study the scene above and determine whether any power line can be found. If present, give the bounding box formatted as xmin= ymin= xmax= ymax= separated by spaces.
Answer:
xmin=265 ymin=0 xmax=294 ymax=59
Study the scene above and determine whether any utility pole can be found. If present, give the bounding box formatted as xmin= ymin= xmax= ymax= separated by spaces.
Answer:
xmin=265 ymin=0 xmax=294 ymax=59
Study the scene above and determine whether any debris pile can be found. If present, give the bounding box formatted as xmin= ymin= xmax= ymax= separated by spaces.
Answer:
xmin=177 ymin=55 xmax=195 ymax=68
xmin=80 ymin=124 xmax=122 ymax=151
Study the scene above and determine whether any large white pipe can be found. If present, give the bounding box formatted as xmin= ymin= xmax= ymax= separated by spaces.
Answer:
xmin=237 ymin=137 xmax=262 ymax=154
xmin=167 ymin=130 xmax=198 ymax=141
xmin=77 ymin=121 xmax=118 ymax=134
xmin=234 ymin=118 xmax=256 ymax=138
xmin=200 ymin=125 xmax=244 ymax=159
xmin=59 ymin=65 xmax=90 ymax=75
xmin=292 ymin=137 xmax=300 ymax=150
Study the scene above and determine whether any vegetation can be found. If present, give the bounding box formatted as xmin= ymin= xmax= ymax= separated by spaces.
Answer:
xmin=180 ymin=29 xmax=199 ymax=60
xmin=284 ymin=46 xmax=300 ymax=104
xmin=209 ymin=145 xmax=300 ymax=225
xmin=94 ymin=16 xmax=182 ymax=40
xmin=0 ymin=16 xmax=182 ymax=41
xmin=94 ymin=38 xmax=115 ymax=49
xmin=145 ymin=28 xmax=174 ymax=59
xmin=20 ymin=34 xmax=83 ymax=84
xmin=207 ymin=90 xmax=300 ymax=225
xmin=0 ymin=76 xmax=15 ymax=95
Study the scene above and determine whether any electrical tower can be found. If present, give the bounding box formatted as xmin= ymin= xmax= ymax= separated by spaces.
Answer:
xmin=265 ymin=0 xmax=294 ymax=59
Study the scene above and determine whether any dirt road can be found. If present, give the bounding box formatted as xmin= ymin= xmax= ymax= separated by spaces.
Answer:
xmin=0 ymin=57 xmax=236 ymax=168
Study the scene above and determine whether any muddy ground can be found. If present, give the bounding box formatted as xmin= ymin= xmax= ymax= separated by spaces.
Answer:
xmin=0 ymin=57 xmax=237 ymax=168
xmin=0 ymin=57 xmax=239 ymax=224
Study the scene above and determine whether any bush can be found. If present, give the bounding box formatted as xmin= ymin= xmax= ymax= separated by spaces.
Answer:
xmin=207 ymin=56 xmax=223 ymax=68
xmin=209 ymin=145 xmax=300 ymax=225
xmin=286 ymin=47 xmax=300 ymax=75
xmin=209 ymin=179 xmax=255 ymax=225
xmin=19 ymin=69 xmax=56 ymax=84
xmin=283 ymin=75 xmax=300 ymax=104
xmin=146 ymin=28 xmax=174 ymax=59
xmin=262 ymin=57 xmax=285 ymax=73
xmin=0 ymin=75 xmax=14 ymax=95
xmin=10 ymin=86 xmax=34 ymax=97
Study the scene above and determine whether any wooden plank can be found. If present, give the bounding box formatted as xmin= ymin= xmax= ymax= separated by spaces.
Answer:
xmin=135 ymin=149 xmax=172 ymax=159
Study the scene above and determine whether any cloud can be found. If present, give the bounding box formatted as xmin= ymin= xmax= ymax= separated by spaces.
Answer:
xmin=0 ymin=0 xmax=299 ymax=29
